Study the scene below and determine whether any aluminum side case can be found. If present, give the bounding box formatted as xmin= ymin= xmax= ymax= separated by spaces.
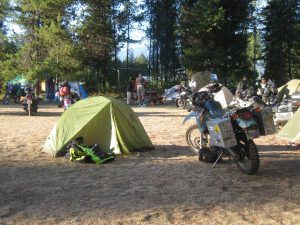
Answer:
xmin=253 ymin=107 xmax=276 ymax=135
xmin=207 ymin=118 xmax=237 ymax=148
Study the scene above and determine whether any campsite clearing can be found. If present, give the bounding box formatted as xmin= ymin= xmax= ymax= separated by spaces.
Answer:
xmin=0 ymin=103 xmax=300 ymax=225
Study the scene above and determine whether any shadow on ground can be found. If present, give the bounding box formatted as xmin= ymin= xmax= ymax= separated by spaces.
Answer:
xmin=0 ymin=144 xmax=299 ymax=222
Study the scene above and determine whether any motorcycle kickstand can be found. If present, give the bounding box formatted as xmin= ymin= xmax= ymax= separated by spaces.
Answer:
xmin=212 ymin=152 xmax=223 ymax=169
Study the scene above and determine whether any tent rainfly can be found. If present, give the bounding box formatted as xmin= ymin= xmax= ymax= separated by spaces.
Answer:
xmin=43 ymin=96 xmax=154 ymax=156
xmin=277 ymin=79 xmax=300 ymax=102
xmin=277 ymin=108 xmax=300 ymax=143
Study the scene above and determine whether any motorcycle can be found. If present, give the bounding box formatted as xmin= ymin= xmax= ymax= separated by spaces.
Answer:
xmin=291 ymin=91 xmax=300 ymax=107
xmin=162 ymin=85 xmax=180 ymax=102
xmin=2 ymin=83 xmax=19 ymax=105
xmin=176 ymin=86 xmax=194 ymax=110
xmin=62 ymin=93 xmax=80 ymax=110
xmin=22 ymin=87 xmax=38 ymax=116
xmin=56 ymin=82 xmax=82 ymax=108
xmin=63 ymin=95 xmax=72 ymax=110
xmin=183 ymin=83 xmax=262 ymax=175
xmin=273 ymin=91 xmax=300 ymax=127
xmin=57 ymin=92 xmax=80 ymax=109
xmin=233 ymin=85 xmax=266 ymax=109
xmin=229 ymin=94 xmax=266 ymax=110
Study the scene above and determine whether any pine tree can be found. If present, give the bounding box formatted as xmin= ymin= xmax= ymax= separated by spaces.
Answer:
xmin=75 ymin=0 xmax=114 ymax=90
xmin=0 ymin=0 xmax=19 ymax=83
xmin=13 ymin=0 xmax=79 ymax=81
xmin=145 ymin=0 xmax=183 ymax=85
xmin=262 ymin=0 xmax=300 ymax=85
xmin=180 ymin=0 xmax=254 ymax=86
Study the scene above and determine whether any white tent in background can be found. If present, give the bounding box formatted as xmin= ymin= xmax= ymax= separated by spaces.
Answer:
xmin=199 ymin=84 xmax=234 ymax=109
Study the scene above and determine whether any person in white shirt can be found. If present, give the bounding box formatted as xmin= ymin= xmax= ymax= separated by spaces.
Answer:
xmin=135 ymin=74 xmax=145 ymax=102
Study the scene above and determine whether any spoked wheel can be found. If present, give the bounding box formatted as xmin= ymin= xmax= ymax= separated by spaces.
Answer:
xmin=176 ymin=98 xmax=185 ymax=109
xmin=185 ymin=124 xmax=210 ymax=154
xmin=57 ymin=101 xmax=63 ymax=108
xmin=3 ymin=94 xmax=10 ymax=105
xmin=13 ymin=96 xmax=18 ymax=104
xmin=72 ymin=93 xmax=80 ymax=103
xmin=34 ymin=105 xmax=38 ymax=113
xmin=185 ymin=124 xmax=200 ymax=154
xmin=235 ymin=140 xmax=260 ymax=175
xmin=185 ymin=99 xmax=193 ymax=111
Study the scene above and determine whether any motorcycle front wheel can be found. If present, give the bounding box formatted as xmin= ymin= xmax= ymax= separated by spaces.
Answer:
xmin=235 ymin=140 xmax=260 ymax=175
xmin=3 ymin=94 xmax=10 ymax=105
xmin=185 ymin=124 xmax=203 ymax=154
xmin=175 ymin=98 xmax=185 ymax=109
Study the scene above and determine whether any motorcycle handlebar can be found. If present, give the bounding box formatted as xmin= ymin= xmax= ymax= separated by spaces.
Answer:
xmin=208 ymin=83 xmax=222 ymax=93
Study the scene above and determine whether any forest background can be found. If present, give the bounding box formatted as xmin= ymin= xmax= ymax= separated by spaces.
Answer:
xmin=0 ymin=0 xmax=299 ymax=94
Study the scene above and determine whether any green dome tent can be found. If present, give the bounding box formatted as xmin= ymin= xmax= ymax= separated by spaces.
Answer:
xmin=276 ymin=79 xmax=300 ymax=102
xmin=277 ymin=108 xmax=300 ymax=143
xmin=9 ymin=75 xmax=29 ymax=86
xmin=43 ymin=96 xmax=153 ymax=157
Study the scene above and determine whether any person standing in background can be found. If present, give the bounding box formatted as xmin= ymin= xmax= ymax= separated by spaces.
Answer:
xmin=256 ymin=76 xmax=276 ymax=96
xmin=127 ymin=77 xmax=136 ymax=105
xmin=136 ymin=74 xmax=145 ymax=102
xmin=235 ymin=75 xmax=251 ymax=99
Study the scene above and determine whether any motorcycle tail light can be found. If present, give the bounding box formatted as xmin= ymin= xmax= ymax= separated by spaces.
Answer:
xmin=242 ymin=111 xmax=252 ymax=120
xmin=254 ymin=107 xmax=261 ymax=112
xmin=231 ymin=112 xmax=239 ymax=120
xmin=26 ymin=95 xmax=33 ymax=100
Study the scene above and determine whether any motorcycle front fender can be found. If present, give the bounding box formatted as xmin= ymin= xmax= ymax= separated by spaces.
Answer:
xmin=183 ymin=111 xmax=197 ymax=124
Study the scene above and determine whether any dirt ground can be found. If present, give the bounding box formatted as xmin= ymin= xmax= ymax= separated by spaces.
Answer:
xmin=0 ymin=101 xmax=299 ymax=225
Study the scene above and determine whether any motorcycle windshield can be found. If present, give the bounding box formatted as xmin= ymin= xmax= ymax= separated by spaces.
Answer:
xmin=204 ymin=100 xmax=225 ymax=118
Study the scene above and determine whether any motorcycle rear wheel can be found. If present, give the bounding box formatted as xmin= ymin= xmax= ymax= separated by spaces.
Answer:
xmin=3 ymin=94 xmax=10 ymax=105
xmin=72 ymin=93 xmax=80 ymax=103
xmin=57 ymin=101 xmax=63 ymax=108
xmin=235 ymin=140 xmax=260 ymax=175
xmin=176 ymin=98 xmax=185 ymax=109
xmin=185 ymin=99 xmax=193 ymax=111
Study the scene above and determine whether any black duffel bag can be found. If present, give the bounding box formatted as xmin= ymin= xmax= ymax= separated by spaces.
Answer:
xmin=198 ymin=147 xmax=220 ymax=163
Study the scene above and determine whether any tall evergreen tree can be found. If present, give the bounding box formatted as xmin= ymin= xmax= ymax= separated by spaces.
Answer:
xmin=13 ymin=0 xmax=78 ymax=81
xmin=145 ymin=0 xmax=183 ymax=85
xmin=180 ymin=0 xmax=253 ymax=85
xmin=0 ymin=0 xmax=20 ymax=83
xmin=76 ymin=0 xmax=114 ymax=90
xmin=110 ymin=0 xmax=141 ymax=76
xmin=262 ymin=0 xmax=300 ymax=85
xmin=0 ymin=0 xmax=10 ymax=62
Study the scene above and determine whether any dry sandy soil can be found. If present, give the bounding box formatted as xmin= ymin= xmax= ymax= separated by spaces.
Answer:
xmin=0 ymin=101 xmax=299 ymax=225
